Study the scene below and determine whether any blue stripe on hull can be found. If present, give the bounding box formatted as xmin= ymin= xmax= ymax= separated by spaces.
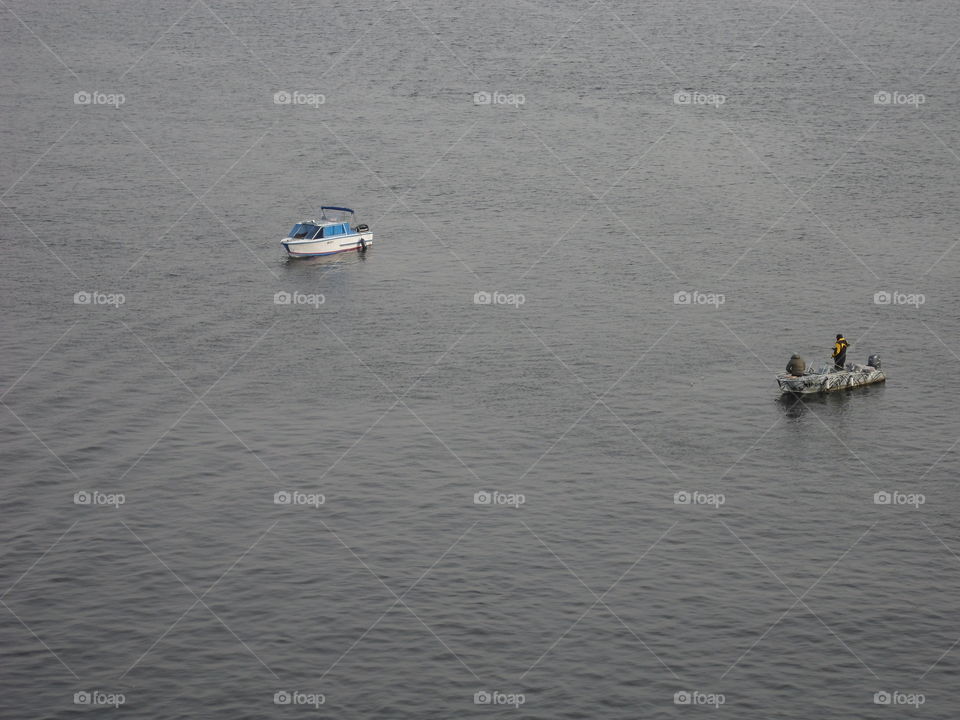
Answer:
xmin=285 ymin=244 xmax=368 ymax=257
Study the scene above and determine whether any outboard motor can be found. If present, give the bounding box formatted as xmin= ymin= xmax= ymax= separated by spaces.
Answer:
xmin=868 ymin=354 xmax=881 ymax=370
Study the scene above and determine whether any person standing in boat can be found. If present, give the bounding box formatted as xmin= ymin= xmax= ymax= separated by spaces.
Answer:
xmin=832 ymin=334 xmax=849 ymax=369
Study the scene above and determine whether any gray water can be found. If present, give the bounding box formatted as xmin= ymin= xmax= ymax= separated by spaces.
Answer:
xmin=2 ymin=1 xmax=959 ymax=717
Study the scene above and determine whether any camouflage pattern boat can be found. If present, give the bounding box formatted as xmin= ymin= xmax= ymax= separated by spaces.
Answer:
xmin=776 ymin=355 xmax=886 ymax=394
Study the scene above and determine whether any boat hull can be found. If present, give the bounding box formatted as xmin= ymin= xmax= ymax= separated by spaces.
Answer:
xmin=282 ymin=232 xmax=373 ymax=257
xmin=776 ymin=368 xmax=886 ymax=394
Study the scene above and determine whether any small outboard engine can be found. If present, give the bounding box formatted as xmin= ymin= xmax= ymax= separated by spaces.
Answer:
xmin=868 ymin=354 xmax=881 ymax=370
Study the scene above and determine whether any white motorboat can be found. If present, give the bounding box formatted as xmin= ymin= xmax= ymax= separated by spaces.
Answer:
xmin=281 ymin=206 xmax=373 ymax=258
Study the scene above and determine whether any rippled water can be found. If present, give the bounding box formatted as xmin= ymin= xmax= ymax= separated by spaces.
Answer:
xmin=2 ymin=0 xmax=959 ymax=717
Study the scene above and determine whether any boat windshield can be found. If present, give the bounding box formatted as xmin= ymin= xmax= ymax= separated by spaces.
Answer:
xmin=289 ymin=223 xmax=320 ymax=239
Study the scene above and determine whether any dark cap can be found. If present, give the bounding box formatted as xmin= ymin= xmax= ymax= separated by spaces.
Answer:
xmin=836 ymin=334 xmax=843 ymax=339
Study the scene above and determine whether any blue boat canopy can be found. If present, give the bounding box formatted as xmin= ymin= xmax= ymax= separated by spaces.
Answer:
xmin=316 ymin=206 xmax=356 ymax=224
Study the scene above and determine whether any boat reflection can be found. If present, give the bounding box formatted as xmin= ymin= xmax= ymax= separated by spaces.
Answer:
xmin=283 ymin=248 xmax=369 ymax=270
xmin=777 ymin=384 xmax=883 ymax=419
